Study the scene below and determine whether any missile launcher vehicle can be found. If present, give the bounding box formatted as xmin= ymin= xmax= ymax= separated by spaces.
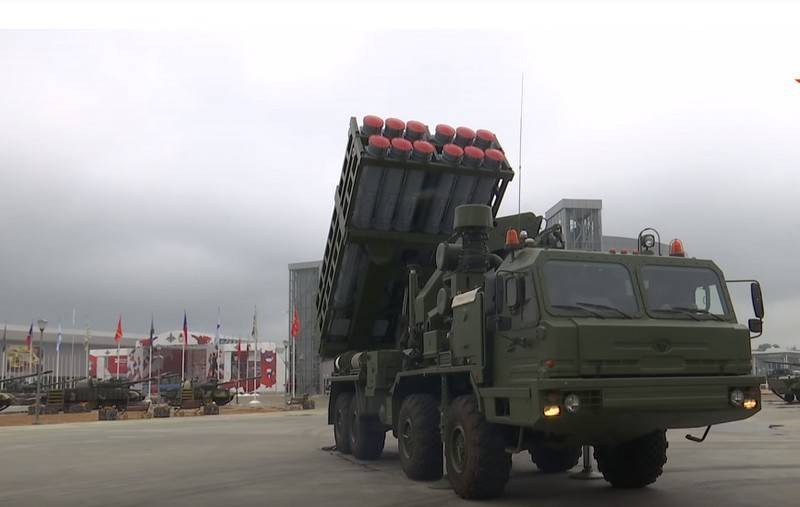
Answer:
xmin=319 ymin=115 xmax=766 ymax=499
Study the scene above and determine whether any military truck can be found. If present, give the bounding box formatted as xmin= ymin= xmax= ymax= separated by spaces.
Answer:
xmin=318 ymin=116 xmax=765 ymax=499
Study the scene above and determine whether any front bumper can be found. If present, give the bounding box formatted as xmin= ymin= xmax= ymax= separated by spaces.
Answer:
xmin=481 ymin=375 xmax=762 ymax=444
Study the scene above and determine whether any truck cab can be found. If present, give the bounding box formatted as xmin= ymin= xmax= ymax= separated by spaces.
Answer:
xmin=482 ymin=244 xmax=761 ymax=444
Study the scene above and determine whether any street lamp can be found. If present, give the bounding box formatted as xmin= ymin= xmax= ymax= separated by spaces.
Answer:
xmin=34 ymin=319 xmax=47 ymax=425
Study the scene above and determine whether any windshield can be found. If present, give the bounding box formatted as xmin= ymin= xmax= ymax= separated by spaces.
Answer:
xmin=641 ymin=265 xmax=729 ymax=318
xmin=542 ymin=260 xmax=639 ymax=317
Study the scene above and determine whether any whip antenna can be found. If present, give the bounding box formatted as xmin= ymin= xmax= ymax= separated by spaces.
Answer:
xmin=517 ymin=73 xmax=524 ymax=231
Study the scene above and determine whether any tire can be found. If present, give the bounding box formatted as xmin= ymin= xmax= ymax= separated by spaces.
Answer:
xmin=444 ymin=395 xmax=511 ymax=499
xmin=594 ymin=430 xmax=668 ymax=489
xmin=397 ymin=394 xmax=443 ymax=481
xmin=530 ymin=445 xmax=581 ymax=473
xmin=785 ymin=392 xmax=795 ymax=403
xmin=348 ymin=397 xmax=386 ymax=460
xmin=333 ymin=393 xmax=353 ymax=454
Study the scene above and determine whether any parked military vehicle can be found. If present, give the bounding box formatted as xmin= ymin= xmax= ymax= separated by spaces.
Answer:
xmin=162 ymin=376 xmax=261 ymax=411
xmin=0 ymin=391 xmax=14 ymax=412
xmin=765 ymin=362 xmax=800 ymax=402
xmin=319 ymin=116 xmax=765 ymax=499
xmin=46 ymin=376 xmax=158 ymax=412
xmin=0 ymin=371 xmax=53 ymax=406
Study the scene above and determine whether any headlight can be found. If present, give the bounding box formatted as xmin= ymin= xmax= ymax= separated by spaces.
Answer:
xmin=743 ymin=398 xmax=758 ymax=410
xmin=564 ymin=394 xmax=581 ymax=413
xmin=543 ymin=405 xmax=561 ymax=417
xmin=729 ymin=389 xmax=745 ymax=407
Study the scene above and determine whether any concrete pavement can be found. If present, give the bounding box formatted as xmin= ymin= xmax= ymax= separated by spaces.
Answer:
xmin=1 ymin=398 xmax=799 ymax=507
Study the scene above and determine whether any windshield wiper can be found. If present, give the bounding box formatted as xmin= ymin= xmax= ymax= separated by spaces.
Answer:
xmin=575 ymin=301 xmax=633 ymax=319
xmin=649 ymin=307 xmax=701 ymax=321
xmin=551 ymin=304 xmax=605 ymax=319
xmin=669 ymin=306 xmax=726 ymax=322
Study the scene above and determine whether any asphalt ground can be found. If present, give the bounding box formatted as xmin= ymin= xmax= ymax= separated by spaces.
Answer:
xmin=1 ymin=396 xmax=798 ymax=507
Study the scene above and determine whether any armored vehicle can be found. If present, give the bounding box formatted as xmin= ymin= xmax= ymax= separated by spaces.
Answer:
xmin=0 ymin=391 xmax=14 ymax=412
xmin=162 ymin=376 xmax=260 ymax=410
xmin=319 ymin=116 xmax=765 ymax=499
xmin=47 ymin=376 xmax=156 ymax=412
xmin=0 ymin=371 xmax=53 ymax=406
xmin=765 ymin=362 xmax=800 ymax=402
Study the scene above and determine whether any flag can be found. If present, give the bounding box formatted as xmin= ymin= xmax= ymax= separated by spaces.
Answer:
xmin=114 ymin=316 xmax=123 ymax=343
xmin=25 ymin=322 xmax=33 ymax=351
xmin=251 ymin=308 xmax=258 ymax=340
xmin=56 ymin=323 xmax=63 ymax=352
xmin=1 ymin=322 xmax=6 ymax=355
xmin=214 ymin=308 xmax=221 ymax=379
xmin=149 ymin=314 xmax=155 ymax=347
xmin=291 ymin=308 xmax=300 ymax=338
xmin=182 ymin=311 xmax=188 ymax=344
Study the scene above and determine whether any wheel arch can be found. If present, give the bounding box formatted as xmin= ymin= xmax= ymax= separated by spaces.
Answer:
xmin=390 ymin=371 xmax=478 ymax=433
xmin=328 ymin=380 xmax=356 ymax=425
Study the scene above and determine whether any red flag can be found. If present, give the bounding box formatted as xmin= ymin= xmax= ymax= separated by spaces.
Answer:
xmin=291 ymin=308 xmax=300 ymax=338
xmin=114 ymin=316 xmax=123 ymax=343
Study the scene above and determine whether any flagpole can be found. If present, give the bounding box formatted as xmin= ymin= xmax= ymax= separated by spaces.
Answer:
xmin=70 ymin=308 xmax=76 ymax=380
xmin=292 ymin=335 xmax=296 ymax=399
xmin=85 ymin=323 xmax=90 ymax=378
xmin=1 ymin=322 xmax=6 ymax=381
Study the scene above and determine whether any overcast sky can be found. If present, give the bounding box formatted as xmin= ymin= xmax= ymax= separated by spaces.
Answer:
xmin=0 ymin=2 xmax=798 ymax=344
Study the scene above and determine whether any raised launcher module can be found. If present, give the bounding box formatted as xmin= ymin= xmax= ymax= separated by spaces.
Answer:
xmin=316 ymin=116 xmax=518 ymax=358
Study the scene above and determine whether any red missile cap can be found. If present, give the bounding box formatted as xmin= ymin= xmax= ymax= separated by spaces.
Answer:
xmin=476 ymin=129 xmax=495 ymax=143
xmin=385 ymin=117 xmax=405 ymax=131
xmin=456 ymin=126 xmax=475 ymax=139
xmin=435 ymin=124 xmax=455 ymax=138
xmin=464 ymin=146 xmax=485 ymax=160
xmin=368 ymin=135 xmax=391 ymax=149
xmin=443 ymin=143 xmax=464 ymax=159
xmin=485 ymin=148 xmax=505 ymax=162
xmin=413 ymin=140 xmax=434 ymax=154
xmin=391 ymin=137 xmax=412 ymax=152
xmin=363 ymin=115 xmax=384 ymax=130
xmin=406 ymin=120 xmax=426 ymax=135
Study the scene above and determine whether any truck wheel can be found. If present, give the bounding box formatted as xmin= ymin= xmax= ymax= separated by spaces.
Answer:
xmin=530 ymin=445 xmax=581 ymax=473
xmin=594 ymin=430 xmax=668 ymax=488
xmin=333 ymin=393 xmax=353 ymax=454
xmin=397 ymin=394 xmax=443 ymax=481
xmin=785 ymin=393 xmax=795 ymax=403
xmin=445 ymin=395 xmax=511 ymax=499
xmin=348 ymin=398 xmax=386 ymax=460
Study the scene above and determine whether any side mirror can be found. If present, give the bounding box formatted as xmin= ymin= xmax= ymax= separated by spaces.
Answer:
xmin=750 ymin=282 xmax=764 ymax=319
xmin=748 ymin=318 xmax=763 ymax=334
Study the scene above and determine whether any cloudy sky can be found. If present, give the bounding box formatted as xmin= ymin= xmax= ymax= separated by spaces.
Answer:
xmin=0 ymin=2 xmax=798 ymax=344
